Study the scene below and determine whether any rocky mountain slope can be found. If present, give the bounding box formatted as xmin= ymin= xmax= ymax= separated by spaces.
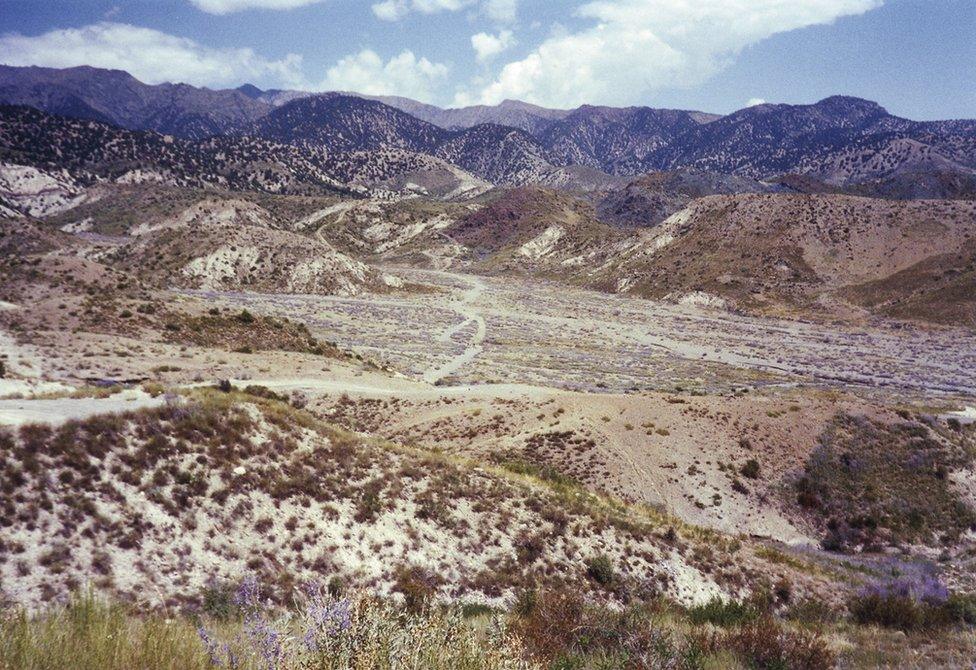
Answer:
xmin=0 ymin=106 xmax=488 ymax=202
xmin=649 ymin=97 xmax=976 ymax=183
xmin=243 ymin=94 xmax=444 ymax=153
xmin=3 ymin=65 xmax=973 ymax=191
xmin=540 ymin=105 xmax=717 ymax=175
xmin=367 ymin=96 xmax=573 ymax=136
xmin=0 ymin=105 xmax=346 ymax=195
xmin=434 ymin=124 xmax=554 ymax=185
xmin=322 ymin=148 xmax=491 ymax=200
xmin=0 ymin=65 xmax=271 ymax=139
xmin=246 ymin=97 xmax=566 ymax=187
xmin=596 ymin=170 xmax=774 ymax=227
xmin=449 ymin=187 xmax=620 ymax=272
xmin=770 ymin=168 xmax=976 ymax=201
xmin=225 ymin=93 xmax=976 ymax=187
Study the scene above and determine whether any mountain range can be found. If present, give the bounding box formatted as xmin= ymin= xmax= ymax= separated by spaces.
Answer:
xmin=1 ymin=64 xmax=974 ymax=194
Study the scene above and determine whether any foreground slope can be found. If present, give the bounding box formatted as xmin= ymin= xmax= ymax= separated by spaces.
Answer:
xmin=0 ymin=387 xmax=846 ymax=610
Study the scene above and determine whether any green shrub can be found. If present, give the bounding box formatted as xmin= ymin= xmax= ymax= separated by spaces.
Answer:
xmin=740 ymin=459 xmax=761 ymax=479
xmin=724 ymin=616 xmax=835 ymax=670
xmin=585 ymin=554 xmax=616 ymax=587
xmin=199 ymin=579 xmax=235 ymax=620
xmin=798 ymin=414 xmax=976 ymax=550
xmin=688 ymin=597 xmax=760 ymax=627
xmin=945 ymin=594 xmax=976 ymax=625
xmin=784 ymin=599 xmax=839 ymax=625
xmin=393 ymin=566 xmax=441 ymax=613
xmin=461 ymin=603 xmax=495 ymax=619
xmin=242 ymin=385 xmax=288 ymax=402
xmin=849 ymin=593 xmax=926 ymax=631
xmin=326 ymin=575 xmax=345 ymax=598
xmin=513 ymin=588 xmax=537 ymax=617
xmin=852 ymin=590 xmax=976 ymax=632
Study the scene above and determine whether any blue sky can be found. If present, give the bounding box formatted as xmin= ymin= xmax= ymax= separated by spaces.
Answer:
xmin=0 ymin=0 xmax=973 ymax=119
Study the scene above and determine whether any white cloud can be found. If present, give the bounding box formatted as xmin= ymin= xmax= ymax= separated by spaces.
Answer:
xmin=189 ymin=0 xmax=325 ymax=14
xmin=371 ymin=0 xmax=515 ymax=22
xmin=471 ymin=30 xmax=515 ymax=63
xmin=466 ymin=0 xmax=884 ymax=107
xmin=0 ymin=21 xmax=450 ymax=103
xmin=319 ymin=49 xmax=449 ymax=102
xmin=484 ymin=0 xmax=517 ymax=22
xmin=371 ymin=0 xmax=409 ymax=20
xmin=413 ymin=0 xmax=471 ymax=11
xmin=372 ymin=0 xmax=467 ymax=20
xmin=0 ymin=22 xmax=305 ymax=87
xmin=746 ymin=97 xmax=767 ymax=107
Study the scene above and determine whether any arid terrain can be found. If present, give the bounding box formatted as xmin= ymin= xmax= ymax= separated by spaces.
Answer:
xmin=1 ymin=64 xmax=976 ymax=669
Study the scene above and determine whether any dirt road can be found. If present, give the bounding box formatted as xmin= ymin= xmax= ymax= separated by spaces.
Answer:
xmin=424 ymin=273 xmax=487 ymax=384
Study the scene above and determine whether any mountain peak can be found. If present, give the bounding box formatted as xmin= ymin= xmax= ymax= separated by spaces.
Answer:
xmin=236 ymin=83 xmax=264 ymax=99
xmin=813 ymin=95 xmax=888 ymax=116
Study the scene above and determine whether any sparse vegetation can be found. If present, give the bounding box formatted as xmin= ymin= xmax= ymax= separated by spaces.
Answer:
xmin=3 ymin=117 xmax=976 ymax=670
xmin=0 ymin=588 xmax=531 ymax=670
xmin=848 ymin=571 xmax=976 ymax=632
xmin=797 ymin=414 xmax=976 ymax=551
xmin=687 ymin=596 xmax=760 ymax=627
xmin=163 ymin=311 xmax=342 ymax=358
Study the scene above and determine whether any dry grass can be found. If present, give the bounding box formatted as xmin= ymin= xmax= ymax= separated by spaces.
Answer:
xmin=0 ymin=591 xmax=534 ymax=670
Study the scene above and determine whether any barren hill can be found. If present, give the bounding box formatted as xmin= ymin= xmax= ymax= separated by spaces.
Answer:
xmin=110 ymin=199 xmax=383 ymax=295
xmin=596 ymin=170 xmax=773 ymax=227
xmin=449 ymin=187 xmax=622 ymax=272
xmin=589 ymin=193 xmax=976 ymax=322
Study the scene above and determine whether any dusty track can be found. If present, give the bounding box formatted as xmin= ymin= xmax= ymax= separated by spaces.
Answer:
xmin=424 ymin=273 xmax=486 ymax=384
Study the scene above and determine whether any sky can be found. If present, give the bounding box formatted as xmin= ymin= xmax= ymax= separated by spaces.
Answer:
xmin=0 ymin=0 xmax=973 ymax=119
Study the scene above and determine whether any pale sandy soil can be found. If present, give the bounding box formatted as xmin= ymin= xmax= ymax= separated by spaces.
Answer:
xmin=2 ymin=268 xmax=974 ymax=547
xmin=947 ymin=406 xmax=976 ymax=424
xmin=0 ymin=389 xmax=164 ymax=426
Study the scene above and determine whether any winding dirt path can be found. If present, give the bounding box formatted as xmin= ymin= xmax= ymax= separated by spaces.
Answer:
xmin=300 ymin=200 xmax=358 ymax=246
xmin=423 ymin=273 xmax=487 ymax=384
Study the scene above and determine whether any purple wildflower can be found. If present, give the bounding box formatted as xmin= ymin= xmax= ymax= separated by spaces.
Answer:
xmin=234 ymin=575 xmax=262 ymax=611
xmin=199 ymin=626 xmax=243 ymax=669
xmin=198 ymin=625 xmax=222 ymax=667
xmin=862 ymin=566 xmax=949 ymax=604
xmin=299 ymin=581 xmax=352 ymax=652
xmin=244 ymin=615 xmax=287 ymax=670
